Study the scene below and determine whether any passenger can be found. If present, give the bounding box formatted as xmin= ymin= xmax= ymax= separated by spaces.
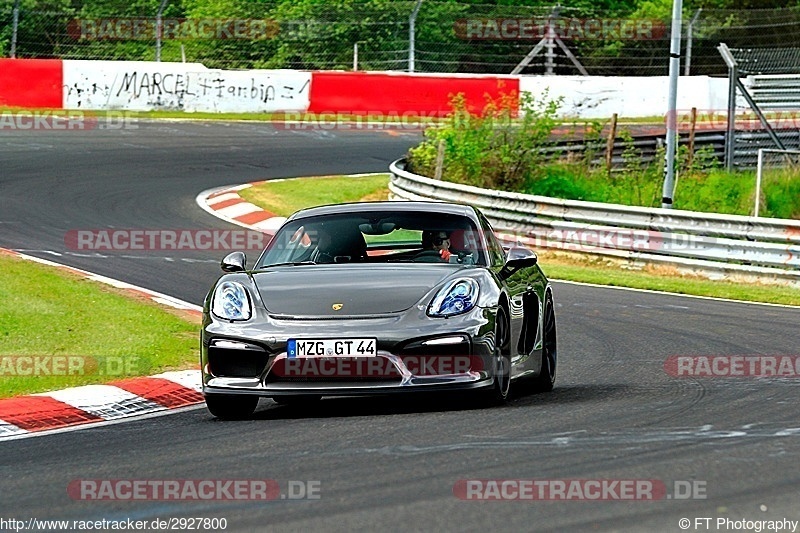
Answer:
xmin=421 ymin=230 xmax=452 ymax=262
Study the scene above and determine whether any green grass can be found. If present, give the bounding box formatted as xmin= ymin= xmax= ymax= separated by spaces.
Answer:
xmin=238 ymin=174 xmax=391 ymax=217
xmin=538 ymin=251 xmax=800 ymax=306
xmin=0 ymin=107 xmax=757 ymax=126
xmin=0 ymin=253 xmax=199 ymax=398
xmin=0 ymin=107 xmax=445 ymax=125
xmin=520 ymin=164 xmax=800 ymax=219
xmin=242 ymin=175 xmax=800 ymax=307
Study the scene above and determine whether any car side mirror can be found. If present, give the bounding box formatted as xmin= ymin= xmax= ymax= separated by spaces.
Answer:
xmin=221 ymin=252 xmax=246 ymax=273
xmin=499 ymin=246 xmax=537 ymax=280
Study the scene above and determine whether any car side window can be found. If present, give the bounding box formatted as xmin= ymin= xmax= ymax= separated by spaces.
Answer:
xmin=479 ymin=215 xmax=505 ymax=267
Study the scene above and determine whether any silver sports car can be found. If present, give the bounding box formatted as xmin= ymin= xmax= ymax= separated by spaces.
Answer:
xmin=201 ymin=201 xmax=557 ymax=419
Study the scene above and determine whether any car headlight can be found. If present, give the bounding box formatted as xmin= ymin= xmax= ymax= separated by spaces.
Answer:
xmin=211 ymin=281 xmax=252 ymax=321
xmin=428 ymin=279 xmax=479 ymax=317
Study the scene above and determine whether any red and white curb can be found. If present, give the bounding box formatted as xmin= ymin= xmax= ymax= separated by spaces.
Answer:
xmin=196 ymin=182 xmax=285 ymax=236
xmin=195 ymin=173 xmax=388 ymax=237
xmin=0 ymin=248 xmax=204 ymax=440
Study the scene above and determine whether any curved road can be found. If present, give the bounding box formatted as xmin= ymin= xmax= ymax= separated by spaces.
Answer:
xmin=1 ymin=123 xmax=799 ymax=532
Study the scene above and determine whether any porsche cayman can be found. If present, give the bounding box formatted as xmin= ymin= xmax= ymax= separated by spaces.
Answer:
xmin=201 ymin=201 xmax=557 ymax=418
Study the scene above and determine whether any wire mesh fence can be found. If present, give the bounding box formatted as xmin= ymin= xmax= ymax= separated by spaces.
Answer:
xmin=1 ymin=1 xmax=800 ymax=75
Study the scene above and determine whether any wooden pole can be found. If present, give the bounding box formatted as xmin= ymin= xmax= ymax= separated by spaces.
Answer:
xmin=606 ymin=113 xmax=618 ymax=174
xmin=434 ymin=139 xmax=445 ymax=180
xmin=687 ymin=107 xmax=697 ymax=169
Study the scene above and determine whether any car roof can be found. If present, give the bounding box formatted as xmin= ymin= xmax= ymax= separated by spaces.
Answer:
xmin=287 ymin=201 xmax=479 ymax=222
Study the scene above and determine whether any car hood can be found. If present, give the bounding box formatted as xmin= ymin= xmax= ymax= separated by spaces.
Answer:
xmin=251 ymin=265 xmax=459 ymax=317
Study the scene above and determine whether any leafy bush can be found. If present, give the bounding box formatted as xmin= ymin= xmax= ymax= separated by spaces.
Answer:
xmin=407 ymin=90 xmax=561 ymax=192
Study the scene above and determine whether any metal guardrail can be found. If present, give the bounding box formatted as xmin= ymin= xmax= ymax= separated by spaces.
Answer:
xmin=548 ymin=131 xmax=726 ymax=169
xmin=389 ymin=158 xmax=800 ymax=285
xmin=541 ymin=127 xmax=800 ymax=170
xmin=734 ymin=130 xmax=800 ymax=168
xmin=748 ymin=75 xmax=800 ymax=111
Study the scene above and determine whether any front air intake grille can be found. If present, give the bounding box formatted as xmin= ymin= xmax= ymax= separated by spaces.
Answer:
xmin=208 ymin=343 xmax=269 ymax=378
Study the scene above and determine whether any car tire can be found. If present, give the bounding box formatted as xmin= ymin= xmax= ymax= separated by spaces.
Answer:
xmin=205 ymin=394 xmax=258 ymax=420
xmin=531 ymin=294 xmax=557 ymax=393
xmin=272 ymin=395 xmax=322 ymax=406
xmin=477 ymin=306 xmax=511 ymax=407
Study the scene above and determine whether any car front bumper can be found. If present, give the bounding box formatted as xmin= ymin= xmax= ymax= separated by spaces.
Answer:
xmin=201 ymin=307 xmax=498 ymax=398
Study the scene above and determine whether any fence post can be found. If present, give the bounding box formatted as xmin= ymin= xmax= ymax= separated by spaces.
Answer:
xmin=684 ymin=9 xmax=702 ymax=76
xmin=10 ymin=0 xmax=20 ymax=58
xmin=408 ymin=0 xmax=423 ymax=73
xmin=545 ymin=11 xmax=556 ymax=75
xmin=718 ymin=44 xmax=737 ymax=171
xmin=155 ymin=0 xmax=170 ymax=62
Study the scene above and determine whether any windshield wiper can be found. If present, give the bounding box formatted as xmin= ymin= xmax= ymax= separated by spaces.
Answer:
xmin=258 ymin=261 xmax=316 ymax=268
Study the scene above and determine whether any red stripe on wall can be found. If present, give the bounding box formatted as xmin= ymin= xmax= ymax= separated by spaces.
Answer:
xmin=0 ymin=59 xmax=63 ymax=108
xmin=308 ymin=72 xmax=519 ymax=117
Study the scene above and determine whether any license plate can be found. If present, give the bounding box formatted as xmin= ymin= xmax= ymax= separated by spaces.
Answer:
xmin=287 ymin=338 xmax=377 ymax=358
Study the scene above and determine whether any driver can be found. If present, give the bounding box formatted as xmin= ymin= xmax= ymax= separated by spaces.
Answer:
xmin=421 ymin=230 xmax=452 ymax=262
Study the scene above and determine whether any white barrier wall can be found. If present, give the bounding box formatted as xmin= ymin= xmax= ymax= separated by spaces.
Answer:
xmin=520 ymin=75 xmax=729 ymax=119
xmin=63 ymin=60 xmax=311 ymax=112
xmin=63 ymin=60 xmax=206 ymax=110
xmin=181 ymin=70 xmax=310 ymax=113
xmin=60 ymin=60 xmax=729 ymax=118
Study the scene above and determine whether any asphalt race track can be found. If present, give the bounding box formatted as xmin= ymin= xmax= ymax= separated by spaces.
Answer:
xmin=1 ymin=123 xmax=799 ymax=532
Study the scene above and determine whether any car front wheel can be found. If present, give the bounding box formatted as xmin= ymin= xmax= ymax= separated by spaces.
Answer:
xmin=477 ymin=306 xmax=511 ymax=407
xmin=531 ymin=294 xmax=557 ymax=393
